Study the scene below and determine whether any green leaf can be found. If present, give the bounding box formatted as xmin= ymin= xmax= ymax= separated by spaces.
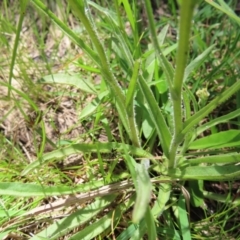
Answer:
xmin=189 ymin=130 xmax=240 ymax=150
xmin=145 ymin=206 xmax=157 ymax=240
xmin=188 ymin=153 xmax=240 ymax=164
xmin=125 ymin=60 xmax=139 ymax=109
xmin=188 ymin=180 xmax=204 ymax=207
xmin=0 ymin=182 xmax=76 ymax=196
xmin=142 ymin=111 xmax=154 ymax=139
xmin=184 ymin=44 xmax=215 ymax=83
xmin=79 ymin=91 xmax=108 ymax=120
xmin=169 ymin=164 xmax=240 ymax=181
xmin=177 ymin=0 xmax=202 ymax=7
xmin=132 ymin=163 xmax=152 ymax=223
xmin=158 ymin=24 xmax=170 ymax=45
xmin=194 ymin=108 xmax=240 ymax=138
xmin=119 ymin=0 xmax=135 ymax=31
xmin=39 ymin=73 xmax=97 ymax=93
xmin=117 ymin=224 xmax=139 ymax=240
xmin=130 ymin=220 xmax=146 ymax=239
xmin=151 ymin=183 xmax=171 ymax=218
xmin=178 ymin=195 xmax=191 ymax=240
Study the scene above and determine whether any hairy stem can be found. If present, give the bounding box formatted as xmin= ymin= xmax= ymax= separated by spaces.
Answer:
xmin=169 ymin=0 xmax=197 ymax=168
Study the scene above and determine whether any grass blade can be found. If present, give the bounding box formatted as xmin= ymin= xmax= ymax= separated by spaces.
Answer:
xmin=206 ymin=0 xmax=240 ymax=26
xmin=8 ymin=0 xmax=29 ymax=97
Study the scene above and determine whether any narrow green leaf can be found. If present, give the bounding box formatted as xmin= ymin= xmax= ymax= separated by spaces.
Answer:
xmin=203 ymin=190 xmax=238 ymax=205
xmin=88 ymin=1 xmax=134 ymax=68
xmin=125 ymin=60 xmax=140 ymax=109
xmin=158 ymin=24 xmax=170 ymax=45
xmin=69 ymin=212 xmax=113 ymax=240
xmin=117 ymin=224 xmax=139 ymax=240
xmin=145 ymin=206 xmax=157 ymax=240
xmin=178 ymin=195 xmax=191 ymax=240
xmin=189 ymin=153 xmax=240 ymax=164
xmin=206 ymin=0 xmax=240 ymax=26
xmin=177 ymin=0 xmax=201 ymax=6
xmin=1 ymin=82 xmax=39 ymax=113
xmin=184 ymin=44 xmax=215 ymax=83
xmin=130 ymin=220 xmax=146 ymax=240
xmin=182 ymin=90 xmax=192 ymax=120
xmin=79 ymin=91 xmax=108 ymax=120
xmin=189 ymin=130 xmax=240 ymax=150
xmin=0 ymin=182 xmax=76 ymax=196
xmin=119 ymin=0 xmax=135 ymax=31
xmin=183 ymin=83 xmax=199 ymax=113
xmin=8 ymin=0 xmax=29 ymax=96
xmin=169 ymin=164 xmax=240 ymax=180
xmin=195 ymin=108 xmax=240 ymax=138
xmin=0 ymin=232 xmax=11 ymax=240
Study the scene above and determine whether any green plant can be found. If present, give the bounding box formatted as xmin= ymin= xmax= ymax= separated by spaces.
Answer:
xmin=1 ymin=0 xmax=240 ymax=239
